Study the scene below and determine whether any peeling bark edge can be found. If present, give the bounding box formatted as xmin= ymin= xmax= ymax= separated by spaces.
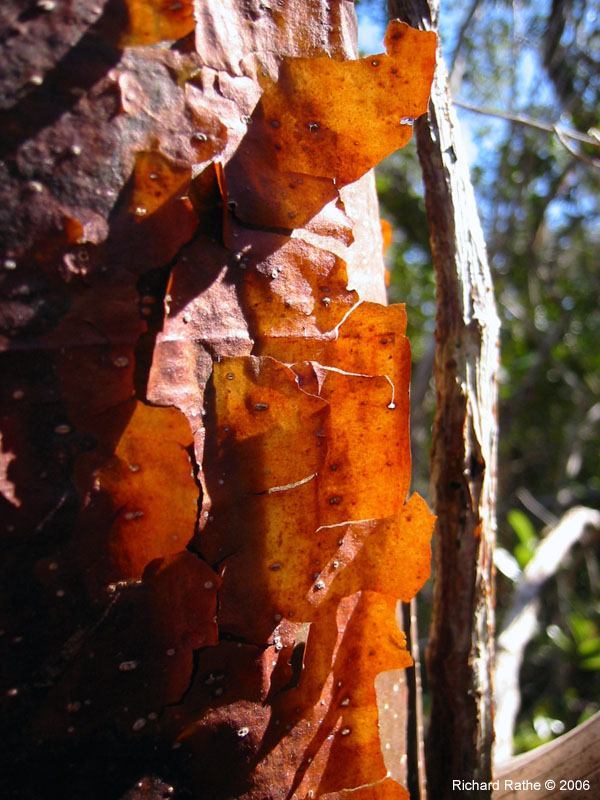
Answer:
xmin=389 ymin=1 xmax=500 ymax=796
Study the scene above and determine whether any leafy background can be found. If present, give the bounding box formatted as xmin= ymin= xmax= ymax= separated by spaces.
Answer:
xmin=356 ymin=0 xmax=600 ymax=756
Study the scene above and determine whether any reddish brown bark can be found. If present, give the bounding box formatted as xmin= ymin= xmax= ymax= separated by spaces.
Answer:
xmin=1 ymin=2 xmax=436 ymax=798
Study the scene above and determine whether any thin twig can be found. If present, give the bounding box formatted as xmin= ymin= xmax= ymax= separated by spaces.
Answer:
xmin=516 ymin=487 xmax=558 ymax=528
xmin=454 ymin=100 xmax=600 ymax=150
xmin=449 ymin=0 xmax=481 ymax=78
xmin=554 ymin=125 xmax=600 ymax=170
xmin=411 ymin=596 xmax=427 ymax=800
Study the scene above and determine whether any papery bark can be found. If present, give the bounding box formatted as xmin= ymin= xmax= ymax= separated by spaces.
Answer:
xmin=1 ymin=2 xmax=435 ymax=797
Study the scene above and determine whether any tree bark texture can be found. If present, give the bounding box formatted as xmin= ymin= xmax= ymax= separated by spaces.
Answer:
xmin=390 ymin=1 xmax=500 ymax=797
xmin=1 ymin=2 xmax=437 ymax=798
xmin=494 ymin=710 xmax=600 ymax=799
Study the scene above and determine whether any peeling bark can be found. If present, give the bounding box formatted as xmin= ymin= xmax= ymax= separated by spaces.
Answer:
xmin=390 ymin=1 xmax=500 ymax=796
xmin=1 ymin=2 xmax=436 ymax=798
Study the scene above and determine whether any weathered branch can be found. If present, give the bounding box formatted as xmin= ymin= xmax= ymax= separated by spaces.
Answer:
xmin=554 ymin=125 xmax=600 ymax=170
xmin=494 ymin=506 xmax=600 ymax=764
xmin=494 ymin=710 xmax=600 ymax=798
xmin=390 ymin=1 xmax=500 ymax=796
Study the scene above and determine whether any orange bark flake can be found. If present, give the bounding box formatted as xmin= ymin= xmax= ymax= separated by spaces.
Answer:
xmin=381 ymin=218 xmax=394 ymax=253
xmin=121 ymin=0 xmax=195 ymax=47
xmin=257 ymin=22 xmax=436 ymax=186
xmin=171 ymin=14 xmax=437 ymax=778
xmin=90 ymin=401 xmax=199 ymax=580
xmin=128 ymin=151 xmax=192 ymax=219
xmin=238 ymin=233 xmax=359 ymax=340
xmin=125 ymin=15 xmax=433 ymax=796
xmin=224 ymin=24 xmax=435 ymax=233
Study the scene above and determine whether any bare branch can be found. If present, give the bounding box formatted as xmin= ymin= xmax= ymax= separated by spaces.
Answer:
xmin=454 ymin=99 xmax=600 ymax=158
xmin=516 ymin=487 xmax=558 ymax=528
xmin=494 ymin=710 xmax=600 ymax=797
xmin=554 ymin=124 xmax=600 ymax=170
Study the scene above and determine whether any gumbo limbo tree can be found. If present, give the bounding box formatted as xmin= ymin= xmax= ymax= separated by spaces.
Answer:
xmin=0 ymin=1 xmax=500 ymax=798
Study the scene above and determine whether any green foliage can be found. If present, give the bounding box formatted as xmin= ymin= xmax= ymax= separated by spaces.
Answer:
xmin=507 ymin=509 xmax=538 ymax=567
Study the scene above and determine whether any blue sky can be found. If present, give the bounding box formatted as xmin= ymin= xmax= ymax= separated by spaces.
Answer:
xmin=354 ymin=1 xmax=565 ymax=228
xmin=357 ymin=8 xmax=386 ymax=54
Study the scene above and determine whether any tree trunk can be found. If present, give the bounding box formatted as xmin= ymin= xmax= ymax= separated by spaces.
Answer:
xmin=390 ymin=2 xmax=500 ymax=797
xmin=1 ymin=2 xmax=436 ymax=798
